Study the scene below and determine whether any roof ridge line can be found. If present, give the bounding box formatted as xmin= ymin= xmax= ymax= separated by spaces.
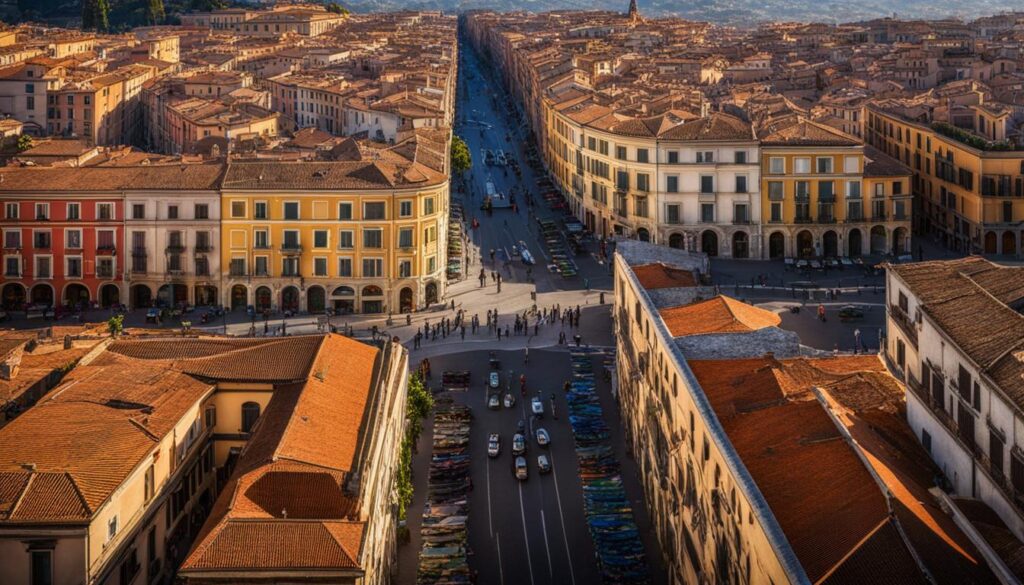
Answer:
xmin=272 ymin=336 xmax=329 ymax=463
xmin=65 ymin=471 xmax=93 ymax=517
xmin=7 ymin=470 xmax=36 ymax=519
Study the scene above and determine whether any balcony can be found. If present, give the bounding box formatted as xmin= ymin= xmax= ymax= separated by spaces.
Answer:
xmin=732 ymin=219 xmax=750 ymax=225
xmin=794 ymin=216 xmax=814 ymax=224
xmin=229 ymin=268 xmax=248 ymax=277
xmin=888 ymin=304 xmax=919 ymax=348
xmin=818 ymin=216 xmax=837 ymax=224
xmin=844 ymin=215 xmax=865 ymax=223
xmin=96 ymin=245 xmax=116 ymax=254
xmin=165 ymin=244 xmax=185 ymax=254
xmin=194 ymin=244 xmax=214 ymax=253
xmin=131 ymin=264 xmax=148 ymax=275
xmin=280 ymin=244 xmax=303 ymax=254
xmin=872 ymin=213 xmax=888 ymax=221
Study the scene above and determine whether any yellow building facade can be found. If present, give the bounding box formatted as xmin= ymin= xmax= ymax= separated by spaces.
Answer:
xmin=220 ymin=161 xmax=448 ymax=315
xmin=867 ymin=105 xmax=1024 ymax=256
xmin=760 ymin=121 xmax=912 ymax=259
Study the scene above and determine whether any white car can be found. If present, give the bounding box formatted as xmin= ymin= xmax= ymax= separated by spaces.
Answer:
xmin=535 ymin=428 xmax=550 ymax=447
xmin=488 ymin=433 xmax=501 ymax=458
xmin=514 ymin=456 xmax=528 ymax=480
xmin=537 ymin=454 xmax=551 ymax=474
xmin=489 ymin=371 xmax=500 ymax=389
xmin=531 ymin=396 xmax=544 ymax=417
xmin=512 ymin=433 xmax=526 ymax=456
xmin=504 ymin=393 xmax=515 ymax=408
xmin=488 ymin=394 xmax=501 ymax=410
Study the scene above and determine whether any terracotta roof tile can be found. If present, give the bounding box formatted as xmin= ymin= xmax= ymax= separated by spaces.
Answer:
xmin=632 ymin=262 xmax=697 ymax=289
xmin=689 ymin=357 xmax=927 ymax=583
xmin=183 ymin=521 xmax=364 ymax=571
xmin=760 ymin=119 xmax=861 ymax=147
xmin=659 ymin=296 xmax=781 ymax=337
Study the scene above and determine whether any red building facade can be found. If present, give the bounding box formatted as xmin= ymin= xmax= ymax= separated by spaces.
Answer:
xmin=2 ymin=193 xmax=124 ymax=311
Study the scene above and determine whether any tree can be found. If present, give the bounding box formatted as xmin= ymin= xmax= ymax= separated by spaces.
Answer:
xmin=16 ymin=134 xmax=32 ymax=152
xmin=450 ymin=135 xmax=471 ymax=174
xmin=107 ymin=314 xmax=124 ymax=338
xmin=82 ymin=0 xmax=110 ymax=32
xmin=146 ymin=0 xmax=166 ymax=25
xmin=325 ymin=2 xmax=349 ymax=14
xmin=191 ymin=0 xmax=227 ymax=11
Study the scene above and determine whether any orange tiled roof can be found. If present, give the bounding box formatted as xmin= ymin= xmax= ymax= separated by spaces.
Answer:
xmin=631 ymin=262 xmax=697 ymax=289
xmin=659 ymin=296 xmax=781 ymax=337
xmin=181 ymin=334 xmax=379 ymax=574
xmin=689 ymin=357 xmax=928 ymax=584
xmin=0 ymin=353 xmax=215 ymax=523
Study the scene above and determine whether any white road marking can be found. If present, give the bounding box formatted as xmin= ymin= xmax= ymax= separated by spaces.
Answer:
xmin=487 ymin=454 xmax=494 ymax=537
xmin=496 ymin=531 xmax=506 ymax=585
xmin=541 ymin=509 xmax=554 ymax=579
xmin=518 ymin=481 xmax=536 ymax=585
xmin=548 ymin=452 xmax=577 ymax=585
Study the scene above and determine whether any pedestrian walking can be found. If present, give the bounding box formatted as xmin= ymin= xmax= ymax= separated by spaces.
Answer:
xmin=497 ymin=327 xmax=502 ymax=341
xmin=817 ymin=304 xmax=826 ymax=322
xmin=497 ymin=280 xmax=502 ymax=293
xmin=559 ymin=330 xmax=566 ymax=345
xmin=461 ymin=326 xmax=466 ymax=340
xmin=573 ymin=333 xmax=582 ymax=347
xmin=854 ymin=328 xmax=861 ymax=354
xmin=584 ymin=277 xmax=590 ymax=291
xmin=504 ymin=324 xmax=510 ymax=338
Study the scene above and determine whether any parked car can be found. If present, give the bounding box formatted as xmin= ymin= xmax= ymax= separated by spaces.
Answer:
xmin=512 ymin=433 xmax=526 ymax=455
xmin=535 ymin=427 xmax=550 ymax=447
xmin=838 ymin=305 xmax=865 ymax=321
xmin=537 ymin=454 xmax=551 ymax=474
xmin=489 ymin=371 xmax=500 ymax=389
xmin=145 ymin=308 xmax=161 ymax=323
xmin=488 ymin=433 xmax=501 ymax=458
xmin=514 ymin=456 xmax=528 ymax=480
xmin=504 ymin=393 xmax=515 ymax=408
xmin=488 ymin=393 xmax=501 ymax=410
xmin=531 ymin=396 xmax=544 ymax=418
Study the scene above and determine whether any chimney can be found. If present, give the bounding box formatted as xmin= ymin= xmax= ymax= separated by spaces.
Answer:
xmin=0 ymin=343 xmax=24 ymax=381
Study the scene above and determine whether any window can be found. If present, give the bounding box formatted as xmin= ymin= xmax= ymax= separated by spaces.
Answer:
xmin=399 ymin=228 xmax=413 ymax=248
xmin=230 ymin=201 xmax=246 ymax=218
xmin=770 ymin=201 xmax=782 ymax=222
xmin=194 ymin=204 xmax=209 ymax=219
xmin=338 ymin=202 xmax=353 ymax=220
xmin=313 ymin=257 xmax=328 ymax=277
xmin=144 ymin=465 xmax=155 ymax=503
xmin=66 ymin=95 xmax=74 ymax=105
xmin=254 ymin=201 xmax=267 ymax=219
xmin=847 ymin=180 xmax=861 ymax=198
xmin=338 ymin=230 xmax=354 ymax=249
xmin=362 ymin=258 xmax=383 ymax=277
xmin=427 ymin=256 xmax=437 ymax=273
xmin=363 ymin=228 xmax=382 ymax=248
xmin=35 ymin=256 xmax=50 ymax=278
xmin=667 ymin=151 xmax=679 ymax=164
xmin=734 ymin=204 xmax=749 ymax=223
xmin=769 ymin=157 xmax=785 ymax=174
xmin=735 ymin=175 xmax=747 ymax=193
xmin=666 ymin=204 xmax=680 ymax=223
xmin=424 ymin=197 xmax=436 ymax=215
xmin=363 ymin=202 xmax=385 ymax=220
xmin=66 ymin=229 xmax=82 ymax=249
xmin=30 ymin=549 xmax=52 ymax=585
xmin=313 ymin=230 xmax=328 ymax=249
xmin=132 ymin=204 xmax=145 ymax=219
xmin=254 ymin=256 xmax=268 ymax=276
xmin=67 ymin=202 xmax=80 ymax=220
xmin=97 ymin=203 xmax=113 ymax=220
xmin=33 ymin=231 xmax=50 ymax=249
xmin=282 ymin=230 xmax=299 ymax=250
xmin=816 ymin=157 xmax=833 ymax=174
xmin=5 ymin=256 xmax=19 ymax=277
xmin=241 ymin=402 xmax=260 ymax=433
xmin=338 ymin=257 xmax=352 ymax=277
xmin=283 ymin=202 xmax=299 ymax=220
xmin=254 ymin=230 xmax=268 ymax=249
xmin=700 ymin=203 xmax=714 ymax=223
xmin=615 ymin=145 xmax=627 ymax=160
xmin=844 ymin=156 xmax=859 ymax=173
xmin=107 ymin=516 xmax=118 ymax=542
xmin=636 ymin=173 xmax=650 ymax=192
xmin=398 ymin=200 xmax=412 ymax=217
xmin=35 ymin=203 xmax=48 ymax=220
xmin=700 ymin=175 xmax=714 ymax=194
xmin=636 ymin=149 xmax=649 ymax=163
xmin=696 ymin=151 xmax=713 ymax=163
xmin=4 ymin=229 xmax=20 ymax=248
xmin=794 ymin=157 xmax=810 ymax=174
xmin=874 ymin=183 xmax=885 ymax=197
xmin=666 ymin=176 xmax=679 ymax=193
xmin=734 ymin=151 xmax=747 ymax=164
xmin=616 ymin=170 xmax=629 ymax=190
xmin=399 ymin=259 xmax=412 ymax=278
xmin=819 ymin=181 xmax=835 ymax=201
xmin=4 ymin=202 xmax=17 ymax=219
xmin=166 ymin=205 xmax=179 ymax=220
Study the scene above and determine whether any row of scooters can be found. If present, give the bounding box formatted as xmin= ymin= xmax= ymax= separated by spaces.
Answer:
xmin=566 ymin=350 xmax=649 ymax=585
xmin=538 ymin=218 xmax=579 ymax=278
xmin=417 ymin=400 xmax=473 ymax=584
xmin=447 ymin=202 xmax=465 ymax=282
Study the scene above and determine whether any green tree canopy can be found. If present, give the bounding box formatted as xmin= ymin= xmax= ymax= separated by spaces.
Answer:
xmin=450 ymin=134 xmax=471 ymax=174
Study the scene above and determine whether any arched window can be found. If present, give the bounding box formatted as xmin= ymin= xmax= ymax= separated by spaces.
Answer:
xmin=241 ymin=401 xmax=261 ymax=433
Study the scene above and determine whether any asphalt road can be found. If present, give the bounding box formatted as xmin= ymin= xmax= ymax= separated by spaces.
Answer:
xmin=418 ymin=348 xmax=666 ymax=585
